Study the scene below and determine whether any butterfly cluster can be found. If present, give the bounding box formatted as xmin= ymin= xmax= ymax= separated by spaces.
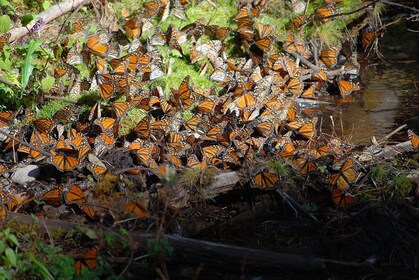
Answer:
xmin=0 ymin=0 xmax=402 ymax=234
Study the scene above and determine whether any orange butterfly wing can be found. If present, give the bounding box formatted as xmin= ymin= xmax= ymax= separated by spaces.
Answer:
xmin=65 ymin=184 xmax=86 ymax=205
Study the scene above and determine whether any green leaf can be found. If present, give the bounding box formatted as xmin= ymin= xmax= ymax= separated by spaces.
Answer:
xmin=41 ymin=76 xmax=55 ymax=92
xmin=42 ymin=0 xmax=51 ymax=10
xmin=83 ymin=228 xmax=98 ymax=240
xmin=21 ymin=14 xmax=35 ymax=27
xmin=7 ymin=234 xmax=18 ymax=247
xmin=0 ymin=15 xmax=11 ymax=33
xmin=28 ymin=254 xmax=54 ymax=280
xmin=0 ymin=0 xmax=9 ymax=7
xmin=0 ymin=240 xmax=5 ymax=254
xmin=21 ymin=39 xmax=42 ymax=89
xmin=4 ymin=248 xmax=17 ymax=267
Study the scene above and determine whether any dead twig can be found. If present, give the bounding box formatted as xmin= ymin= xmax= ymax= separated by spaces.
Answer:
xmin=377 ymin=124 xmax=407 ymax=144
xmin=0 ymin=77 xmax=32 ymax=95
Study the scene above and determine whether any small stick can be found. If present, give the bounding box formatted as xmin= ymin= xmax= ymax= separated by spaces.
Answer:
xmin=0 ymin=77 xmax=32 ymax=95
xmin=205 ymin=0 xmax=217 ymax=9
xmin=44 ymin=95 xmax=78 ymax=104
xmin=377 ymin=124 xmax=407 ymax=144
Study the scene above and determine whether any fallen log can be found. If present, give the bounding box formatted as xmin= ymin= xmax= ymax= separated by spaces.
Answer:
xmin=3 ymin=211 xmax=374 ymax=273
xmin=165 ymin=171 xmax=240 ymax=209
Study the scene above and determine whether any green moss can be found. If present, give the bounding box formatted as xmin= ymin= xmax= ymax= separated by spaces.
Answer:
xmin=389 ymin=175 xmax=412 ymax=197
xmin=36 ymin=100 xmax=78 ymax=119
xmin=370 ymin=165 xmax=387 ymax=184
xmin=266 ymin=160 xmax=292 ymax=178
xmin=158 ymin=0 xmax=237 ymax=31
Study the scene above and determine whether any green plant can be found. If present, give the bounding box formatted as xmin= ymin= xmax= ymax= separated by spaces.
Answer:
xmin=147 ymin=238 xmax=173 ymax=262
xmin=370 ymin=165 xmax=388 ymax=185
xmin=389 ymin=175 xmax=412 ymax=196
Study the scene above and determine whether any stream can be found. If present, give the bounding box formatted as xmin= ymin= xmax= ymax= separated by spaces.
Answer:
xmin=319 ymin=20 xmax=419 ymax=145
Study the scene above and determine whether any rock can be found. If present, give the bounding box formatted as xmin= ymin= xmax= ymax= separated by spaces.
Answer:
xmin=11 ymin=165 xmax=40 ymax=185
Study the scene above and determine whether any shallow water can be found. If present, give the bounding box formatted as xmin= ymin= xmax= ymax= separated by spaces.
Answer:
xmin=318 ymin=21 xmax=419 ymax=145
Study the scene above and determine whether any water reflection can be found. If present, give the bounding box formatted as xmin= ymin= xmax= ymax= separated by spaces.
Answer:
xmin=316 ymin=22 xmax=419 ymax=145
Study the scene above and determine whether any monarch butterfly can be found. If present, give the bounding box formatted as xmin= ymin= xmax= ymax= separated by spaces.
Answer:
xmin=81 ymin=205 xmax=96 ymax=219
xmin=8 ymin=193 xmax=28 ymax=212
xmin=408 ymin=130 xmax=419 ymax=148
xmin=0 ymin=33 xmax=10 ymax=53
xmin=66 ymin=20 xmax=86 ymax=34
xmin=54 ymin=67 xmax=68 ymax=78
xmin=329 ymin=159 xmax=357 ymax=190
xmin=301 ymin=84 xmax=317 ymax=99
xmin=68 ymin=131 xmax=91 ymax=161
xmin=74 ymin=248 xmax=98 ymax=276
xmin=288 ymin=15 xmax=306 ymax=31
xmin=144 ymin=0 xmax=168 ymax=17
xmin=291 ymin=0 xmax=306 ymax=14
xmin=88 ymin=163 xmax=108 ymax=181
xmin=85 ymin=103 xmax=100 ymax=123
xmin=361 ymin=31 xmax=377 ymax=49
xmin=292 ymin=156 xmax=316 ymax=175
xmin=167 ymin=24 xmax=184 ymax=55
xmin=196 ymin=101 xmax=215 ymax=114
xmin=278 ymin=142 xmax=296 ymax=159
xmin=233 ymin=93 xmax=256 ymax=110
xmin=0 ymin=205 xmax=7 ymax=222
xmin=286 ymin=78 xmax=303 ymax=95
xmin=170 ymin=76 xmax=194 ymax=109
xmin=257 ymin=23 xmax=274 ymax=39
xmin=134 ymin=116 xmax=151 ymax=139
xmin=124 ymin=18 xmax=141 ymax=38
xmin=320 ymin=47 xmax=340 ymax=68
xmin=33 ymin=118 xmax=57 ymax=134
xmin=189 ymin=42 xmax=202 ymax=64
xmin=96 ymin=73 xmax=117 ymax=100
xmin=0 ymin=164 xmax=7 ymax=175
xmin=331 ymin=189 xmax=355 ymax=208
xmin=112 ymin=102 xmax=130 ymax=119
xmin=65 ymin=184 xmax=86 ymax=205
xmin=200 ymin=124 xmax=226 ymax=141
xmin=237 ymin=17 xmax=255 ymax=42
xmin=135 ymin=144 xmax=153 ymax=166
xmin=235 ymin=5 xmax=253 ymax=21
xmin=124 ymin=201 xmax=150 ymax=217
xmin=85 ymin=34 xmax=109 ymax=57
xmin=252 ymin=172 xmax=279 ymax=190
xmin=62 ymin=45 xmax=83 ymax=65
xmin=187 ymin=154 xmax=207 ymax=170
xmin=299 ymin=122 xmax=316 ymax=139
xmin=18 ymin=142 xmax=45 ymax=161
xmin=94 ymin=117 xmax=118 ymax=135
xmin=308 ymin=145 xmax=329 ymax=158
xmin=254 ymin=36 xmax=275 ymax=52
xmin=51 ymin=147 xmax=79 ymax=172
xmin=0 ymin=111 xmax=14 ymax=127
xmin=204 ymin=25 xmax=230 ymax=41
xmin=43 ymin=188 xmax=62 ymax=207
xmin=202 ymin=145 xmax=225 ymax=159
xmin=312 ymin=70 xmax=328 ymax=81
xmin=338 ymin=79 xmax=360 ymax=97
xmin=150 ymin=26 xmax=167 ymax=46
xmin=315 ymin=6 xmax=334 ymax=23
xmin=255 ymin=121 xmax=273 ymax=137
xmin=183 ymin=116 xmax=203 ymax=132
xmin=53 ymin=106 xmax=79 ymax=124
